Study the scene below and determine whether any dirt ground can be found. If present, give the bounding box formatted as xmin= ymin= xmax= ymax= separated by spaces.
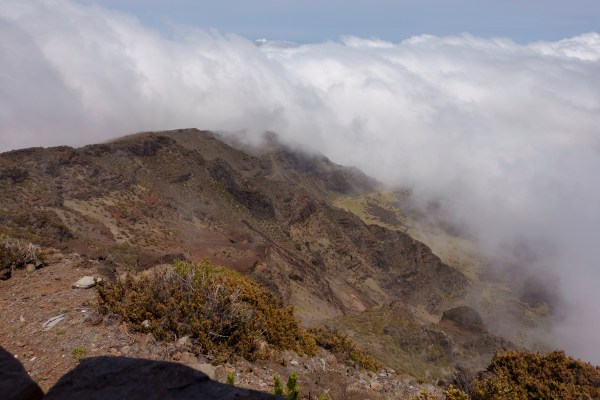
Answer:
xmin=0 ymin=249 xmax=439 ymax=399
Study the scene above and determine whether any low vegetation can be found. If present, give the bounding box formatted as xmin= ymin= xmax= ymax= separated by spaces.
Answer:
xmin=71 ymin=348 xmax=87 ymax=363
xmin=273 ymin=372 xmax=299 ymax=400
xmin=469 ymin=350 xmax=600 ymax=399
xmin=98 ymin=259 xmax=317 ymax=362
xmin=0 ymin=233 xmax=45 ymax=272
xmin=307 ymin=326 xmax=382 ymax=372
xmin=408 ymin=349 xmax=600 ymax=399
xmin=98 ymin=259 xmax=384 ymax=375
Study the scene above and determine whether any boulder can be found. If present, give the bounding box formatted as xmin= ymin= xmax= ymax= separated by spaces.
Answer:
xmin=0 ymin=346 xmax=44 ymax=400
xmin=72 ymin=276 xmax=102 ymax=289
xmin=440 ymin=306 xmax=486 ymax=333
xmin=188 ymin=363 xmax=216 ymax=380
xmin=45 ymin=356 xmax=278 ymax=399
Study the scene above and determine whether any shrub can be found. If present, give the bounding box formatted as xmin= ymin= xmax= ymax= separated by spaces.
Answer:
xmin=273 ymin=372 xmax=299 ymax=400
xmin=471 ymin=350 xmax=600 ymax=400
xmin=72 ymin=348 xmax=87 ymax=363
xmin=410 ymin=389 xmax=440 ymax=400
xmin=307 ymin=326 xmax=382 ymax=372
xmin=443 ymin=385 xmax=469 ymax=400
xmin=273 ymin=375 xmax=284 ymax=396
xmin=97 ymin=259 xmax=316 ymax=362
xmin=226 ymin=372 xmax=235 ymax=385
xmin=0 ymin=233 xmax=45 ymax=272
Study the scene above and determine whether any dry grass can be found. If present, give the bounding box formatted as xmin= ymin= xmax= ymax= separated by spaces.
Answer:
xmin=0 ymin=233 xmax=45 ymax=271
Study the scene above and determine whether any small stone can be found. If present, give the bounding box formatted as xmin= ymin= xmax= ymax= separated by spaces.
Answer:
xmin=121 ymin=346 xmax=130 ymax=355
xmin=42 ymin=314 xmax=65 ymax=330
xmin=25 ymin=264 xmax=36 ymax=273
xmin=189 ymin=363 xmax=216 ymax=380
xmin=20 ymin=315 xmax=25 ymax=323
xmin=177 ymin=336 xmax=190 ymax=347
xmin=45 ymin=253 xmax=64 ymax=263
xmin=118 ymin=323 xmax=129 ymax=335
xmin=289 ymin=360 xmax=300 ymax=367
xmin=179 ymin=352 xmax=197 ymax=364
xmin=72 ymin=276 xmax=102 ymax=289
xmin=141 ymin=320 xmax=150 ymax=329
xmin=370 ymin=381 xmax=382 ymax=390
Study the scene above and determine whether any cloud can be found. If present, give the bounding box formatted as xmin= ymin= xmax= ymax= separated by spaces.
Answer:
xmin=1 ymin=0 xmax=600 ymax=362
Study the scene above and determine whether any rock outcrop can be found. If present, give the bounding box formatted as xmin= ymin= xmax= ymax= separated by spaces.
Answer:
xmin=0 ymin=346 xmax=43 ymax=400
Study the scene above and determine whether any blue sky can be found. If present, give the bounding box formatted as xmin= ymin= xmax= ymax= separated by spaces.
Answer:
xmin=90 ymin=0 xmax=600 ymax=43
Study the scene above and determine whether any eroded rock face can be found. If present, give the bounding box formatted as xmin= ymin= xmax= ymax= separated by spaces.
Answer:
xmin=45 ymin=356 xmax=278 ymax=400
xmin=0 ymin=346 xmax=43 ymax=400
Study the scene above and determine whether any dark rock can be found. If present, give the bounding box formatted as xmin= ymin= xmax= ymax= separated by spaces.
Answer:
xmin=45 ymin=356 xmax=278 ymax=400
xmin=121 ymin=136 xmax=175 ymax=157
xmin=0 ymin=167 xmax=29 ymax=184
xmin=0 ymin=269 xmax=11 ymax=280
xmin=172 ymin=172 xmax=192 ymax=183
xmin=440 ymin=306 xmax=486 ymax=333
xmin=0 ymin=346 xmax=44 ymax=400
xmin=208 ymin=159 xmax=275 ymax=219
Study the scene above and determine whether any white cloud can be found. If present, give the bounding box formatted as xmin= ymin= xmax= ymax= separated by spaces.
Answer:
xmin=1 ymin=0 xmax=600 ymax=362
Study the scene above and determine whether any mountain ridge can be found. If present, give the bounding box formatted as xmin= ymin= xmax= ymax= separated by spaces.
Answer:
xmin=0 ymin=128 xmax=521 ymax=382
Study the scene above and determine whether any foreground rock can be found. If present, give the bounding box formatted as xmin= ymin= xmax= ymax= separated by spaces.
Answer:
xmin=0 ymin=346 xmax=43 ymax=400
xmin=45 ymin=356 xmax=278 ymax=400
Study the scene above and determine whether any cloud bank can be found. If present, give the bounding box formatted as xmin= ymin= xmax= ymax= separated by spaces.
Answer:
xmin=1 ymin=1 xmax=600 ymax=362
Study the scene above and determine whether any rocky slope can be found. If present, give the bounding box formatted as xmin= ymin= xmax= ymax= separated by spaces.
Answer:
xmin=0 ymin=129 xmax=540 ymax=388
xmin=1 ymin=243 xmax=443 ymax=398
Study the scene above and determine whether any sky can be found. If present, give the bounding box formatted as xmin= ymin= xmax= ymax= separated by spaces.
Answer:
xmin=88 ymin=0 xmax=600 ymax=44
xmin=1 ymin=0 xmax=600 ymax=363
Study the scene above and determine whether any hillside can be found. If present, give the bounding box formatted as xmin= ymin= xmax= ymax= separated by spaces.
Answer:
xmin=0 ymin=129 xmax=550 ymax=390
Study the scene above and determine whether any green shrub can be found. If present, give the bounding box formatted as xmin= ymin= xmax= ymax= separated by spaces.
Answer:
xmin=226 ymin=372 xmax=235 ymax=385
xmin=273 ymin=375 xmax=284 ymax=396
xmin=72 ymin=348 xmax=87 ymax=363
xmin=273 ymin=372 xmax=299 ymax=400
xmin=307 ymin=326 xmax=382 ymax=372
xmin=98 ymin=259 xmax=316 ymax=362
xmin=471 ymin=350 xmax=600 ymax=400
xmin=285 ymin=371 xmax=299 ymax=400
xmin=0 ymin=233 xmax=45 ymax=271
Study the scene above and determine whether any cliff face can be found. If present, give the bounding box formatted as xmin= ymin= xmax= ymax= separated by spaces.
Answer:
xmin=0 ymin=128 xmax=511 ymax=378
